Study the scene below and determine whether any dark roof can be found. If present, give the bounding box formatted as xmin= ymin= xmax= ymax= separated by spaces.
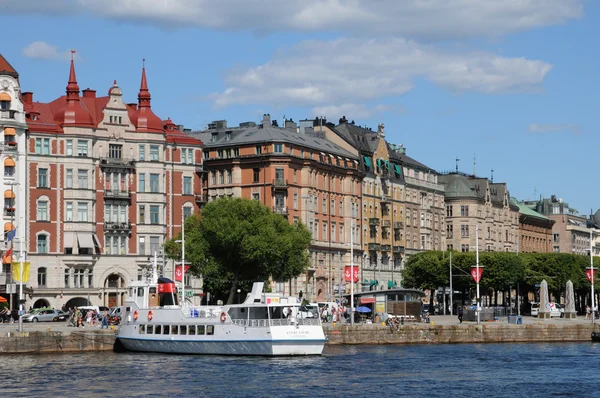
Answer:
xmin=0 ymin=54 xmax=18 ymax=78
xmin=334 ymin=122 xmax=378 ymax=153
xmin=189 ymin=124 xmax=358 ymax=159
xmin=438 ymin=173 xmax=484 ymax=200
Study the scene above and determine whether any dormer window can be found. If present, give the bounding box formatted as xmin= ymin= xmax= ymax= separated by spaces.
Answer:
xmin=211 ymin=133 xmax=218 ymax=143
xmin=225 ymin=131 xmax=231 ymax=141
xmin=274 ymin=143 xmax=283 ymax=153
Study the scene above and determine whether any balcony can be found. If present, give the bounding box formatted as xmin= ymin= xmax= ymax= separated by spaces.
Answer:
xmin=100 ymin=157 xmax=135 ymax=169
xmin=382 ymin=220 xmax=391 ymax=228
xmin=195 ymin=194 xmax=208 ymax=204
xmin=195 ymin=165 xmax=205 ymax=174
xmin=381 ymin=244 xmax=391 ymax=252
xmin=104 ymin=190 xmax=132 ymax=201
xmin=4 ymin=207 xmax=15 ymax=217
xmin=0 ymin=110 xmax=17 ymax=120
xmin=393 ymin=221 xmax=404 ymax=229
xmin=380 ymin=194 xmax=391 ymax=203
xmin=273 ymin=206 xmax=288 ymax=216
xmin=272 ymin=178 xmax=288 ymax=191
xmin=393 ymin=245 xmax=405 ymax=253
xmin=3 ymin=141 xmax=17 ymax=151
xmin=368 ymin=243 xmax=381 ymax=251
xmin=369 ymin=218 xmax=380 ymax=226
xmin=103 ymin=222 xmax=132 ymax=232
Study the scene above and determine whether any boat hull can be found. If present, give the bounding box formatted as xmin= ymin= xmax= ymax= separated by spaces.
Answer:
xmin=116 ymin=337 xmax=325 ymax=356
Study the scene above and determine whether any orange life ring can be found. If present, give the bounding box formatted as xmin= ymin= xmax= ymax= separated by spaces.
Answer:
xmin=148 ymin=310 xmax=154 ymax=321
xmin=220 ymin=312 xmax=227 ymax=323
xmin=133 ymin=310 xmax=139 ymax=321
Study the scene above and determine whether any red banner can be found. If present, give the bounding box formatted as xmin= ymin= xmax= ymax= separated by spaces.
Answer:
xmin=470 ymin=266 xmax=483 ymax=283
xmin=175 ymin=265 xmax=190 ymax=282
xmin=587 ymin=268 xmax=596 ymax=283
xmin=344 ymin=266 xmax=359 ymax=282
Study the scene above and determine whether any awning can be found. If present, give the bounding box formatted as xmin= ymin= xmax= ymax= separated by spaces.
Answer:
xmin=64 ymin=232 xmax=74 ymax=249
xmin=92 ymin=234 xmax=101 ymax=249
xmin=363 ymin=156 xmax=371 ymax=168
xmin=77 ymin=233 xmax=95 ymax=249
xmin=360 ymin=298 xmax=376 ymax=304
xmin=384 ymin=160 xmax=390 ymax=168
xmin=4 ymin=158 xmax=15 ymax=167
xmin=376 ymin=159 xmax=382 ymax=168
xmin=3 ymin=127 xmax=15 ymax=136
xmin=4 ymin=190 xmax=15 ymax=199
xmin=353 ymin=160 xmax=359 ymax=165
xmin=329 ymin=154 xmax=335 ymax=158
xmin=394 ymin=164 xmax=402 ymax=175
xmin=4 ymin=222 xmax=14 ymax=232
xmin=320 ymin=152 xmax=326 ymax=156
xmin=0 ymin=93 xmax=11 ymax=101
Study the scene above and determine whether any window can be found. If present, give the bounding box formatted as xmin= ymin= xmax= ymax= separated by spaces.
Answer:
xmin=323 ymin=222 xmax=328 ymax=241
xmin=37 ymin=234 xmax=48 ymax=253
xmin=77 ymin=140 xmax=88 ymax=157
xmin=66 ymin=202 xmax=73 ymax=221
xmin=255 ymin=145 xmax=262 ymax=155
xmin=339 ymin=201 xmax=343 ymax=216
xmin=139 ymin=145 xmax=145 ymax=161
xmin=183 ymin=206 xmax=193 ymax=219
xmin=446 ymin=205 xmax=453 ymax=217
xmin=227 ymin=170 xmax=232 ymax=184
xmin=460 ymin=205 xmax=469 ymax=217
xmin=66 ymin=140 xmax=73 ymax=156
xmin=78 ymin=169 xmax=88 ymax=189
xmin=461 ymin=244 xmax=469 ymax=253
xmin=211 ymin=133 xmax=217 ymax=142
xmin=66 ymin=169 xmax=73 ymax=188
xmin=150 ymin=174 xmax=159 ymax=192
xmin=274 ymin=143 xmax=283 ymax=153
xmin=78 ymin=202 xmax=88 ymax=222
xmin=150 ymin=205 xmax=159 ymax=224
xmin=183 ymin=176 xmax=192 ymax=195
xmin=37 ymin=200 xmax=48 ymax=221
xmin=293 ymin=193 xmax=298 ymax=210
xmin=38 ymin=267 xmax=47 ymax=287
xmin=38 ymin=168 xmax=48 ymax=187
xmin=149 ymin=236 xmax=160 ymax=254
xmin=150 ymin=145 xmax=159 ymax=161
xmin=252 ymin=193 xmax=259 ymax=201
xmin=109 ymin=144 xmax=122 ymax=159
xmin=446 ymin=223 xmax=453 ymax=238
xmin=35 ymin=138 xmax=50 ymax=155
xmin=187 ymin=149 xmax=193 ymax=164
xmin=340 ymin=224 xmax=344 ymax=244
xmin=322 ymin=198 xmax=327 ymax=214
xmin=461 ymin=224 xmax=469 ymax=238
xmin=253 ymin=168 xmax=260 ymax=183
xmin=210 ymin=172 xmax=216 ymax=185
xmin=331 ymin=223 xmax=336 ymax=242
xmin=138 ymin=236 xmax=146 ymax=255
xmin=139 ymin=174 xmax=146 ymax=192
xmin=139 ymin=205 xmax=146 ymax=224
xmin=203 ymin=150 xmax=209 ymax=160
xmin=233 ymin=148 xmax=239 ymax=157
xmin=219 ymin=172 xmax=224 ymax=184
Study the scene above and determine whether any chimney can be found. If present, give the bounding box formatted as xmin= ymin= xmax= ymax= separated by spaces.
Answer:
xmin=82 ymin=88 xmax=96 ymax=98
xmin=285 ymin=119 xmax=297 ymax=129
xmin=177 ymin=125 xmax=184 ymax=132
xmin=22 ymin=92 xmax=33 ymax=105
xmin=262 ymin=114 xmax=271 ymax=127
xmin=339 ymin=116 xmax=348 ymax=124
xmin=377 ymin=123 xmax=385 ymax=137
xmin=127 ymin=103 xmax=137 ymax=111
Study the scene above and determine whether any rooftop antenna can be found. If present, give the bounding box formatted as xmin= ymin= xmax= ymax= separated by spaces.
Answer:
xmin=491 ymin=168 xmax=494 ymax=183
xmin=142 ymin=58 xmax=145 ymax=67
xmin=534 ymin=186 xmax=537 ymax=200
xmin=71 ymin=49 xmax=76 ymax=61
xmin=455 ymin=158 xmax=460 ymax=173
xmin=473 ymin=153 xmax=476 ymax=176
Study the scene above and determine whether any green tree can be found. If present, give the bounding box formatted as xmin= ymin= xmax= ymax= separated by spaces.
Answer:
xmin=165 ymin=198 xmax=312 ymax=304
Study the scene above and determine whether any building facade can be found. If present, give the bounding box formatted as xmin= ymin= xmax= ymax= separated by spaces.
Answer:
xmin=510 ymin=198 xmax=554 ymax=253
xmin=21 ymin=59 xmax=204 ymax=310
xmin=191 ymin=115 xmax=362 ymax=303
xmin=0 ymin=54 xmax=28 ymax=305
xmin=439 ymin=173 xmax=519 ymax=253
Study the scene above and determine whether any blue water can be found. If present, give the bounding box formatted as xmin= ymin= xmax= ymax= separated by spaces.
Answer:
xmin=3 ymin=343 xmax=600 ymax=397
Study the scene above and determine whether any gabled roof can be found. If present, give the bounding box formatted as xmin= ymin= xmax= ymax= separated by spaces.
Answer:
xmin=0 ymin=54 xmax=18 ymax=79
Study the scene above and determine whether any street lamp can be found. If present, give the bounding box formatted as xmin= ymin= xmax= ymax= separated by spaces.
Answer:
xmin=588 ymin=228 xmax=596 ymax=324
xmin=237 ymin=288 xmax=241 ymax=304
xmin=470 ymin=224 xmax=483 ymax=325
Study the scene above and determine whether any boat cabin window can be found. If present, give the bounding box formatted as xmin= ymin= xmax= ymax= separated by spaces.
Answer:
xmin=271 ymin=306 xmax=292 ymax=319
xmin=137 ymin=288 xmax=144 ymax=297
xmin=171 ymin=325 xmax=178 ymax=335
xmin=180 ymin=325 xmax=187 ymax=335
xmin=249 ymin=307 xmax=269 ymax=320
xmin=155 ymin=325 xmax=162 ymax=335
xmin=147 ymin=325 xmax=154 ymax=335
xmin=207 ymin=325 xmax=214 ymax=335
xmin=228 ymin=307 xmax=246 ymax=319
xmin=187 ymin=325 xmax=195 ymax=335
xmin=139 ymin=325 xmax=145 ymax=334
xmin=197 ymin=325 xmax=205 ymax=335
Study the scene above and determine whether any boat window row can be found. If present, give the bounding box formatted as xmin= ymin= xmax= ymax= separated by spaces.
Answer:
xmin=139 ymin=324 xmax=215 ymax=336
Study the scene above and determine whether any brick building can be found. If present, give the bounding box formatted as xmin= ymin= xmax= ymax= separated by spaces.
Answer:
xmin=22 ymin=59 xmax=204 ymax=309
xmin=510 ymin=198 xmax=554 ymax=253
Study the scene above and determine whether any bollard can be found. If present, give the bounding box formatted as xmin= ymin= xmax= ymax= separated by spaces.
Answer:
xmin=18 ymin=315 xmax=23 ymax=332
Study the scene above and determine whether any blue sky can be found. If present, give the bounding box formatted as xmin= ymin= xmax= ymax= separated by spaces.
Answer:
xmin=1 ymin=0 xmax=597 ymax=214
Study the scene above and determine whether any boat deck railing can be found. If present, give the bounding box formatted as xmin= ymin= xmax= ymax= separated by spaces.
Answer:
xmin=231 ymin=318 xmax=321 ymax=327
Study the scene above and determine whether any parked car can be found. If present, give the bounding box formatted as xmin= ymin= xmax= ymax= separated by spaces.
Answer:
xmin=52 ymin=310 xmax=69 ymax=322
xmin=22 ymin=309 xmax=64 ymax=322
xmin=531 ymin=302 xmax=564 ymax=318
xmin=531 ymin=302 xmax=539 ymax=317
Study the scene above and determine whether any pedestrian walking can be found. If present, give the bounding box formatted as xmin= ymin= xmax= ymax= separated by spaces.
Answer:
xmin=101 ymin=309 xmax=109 ymax=329
xmin=586 ymin=305 xmax=591 ymax=320
xmin=458 ymin=306 xmax=464 ymax=324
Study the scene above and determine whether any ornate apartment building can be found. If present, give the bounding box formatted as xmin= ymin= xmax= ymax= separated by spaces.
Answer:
xmin=20 ymin=59 xmax=204 ymax=310
xmin=0 ymin=55 xmax=28 ymax=303
xmin=190 ymin=115 xmax=362 ymax=303
xmin=510 ymin=198 xmax=554 ymax=253
xmin=439 ymin=173 xmax=519 ymax=252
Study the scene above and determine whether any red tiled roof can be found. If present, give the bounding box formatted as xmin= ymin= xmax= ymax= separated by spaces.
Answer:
xmin=164 ymin=118 xmax=203 ymax=145
xmin=0 ymin=54 xmax=18 ymax=78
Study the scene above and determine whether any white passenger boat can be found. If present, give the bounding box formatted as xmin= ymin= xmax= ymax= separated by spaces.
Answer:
xmin=115 ymin=277 xmax=326 ymax=356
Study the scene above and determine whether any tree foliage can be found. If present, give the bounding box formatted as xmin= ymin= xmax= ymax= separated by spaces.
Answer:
xmin=165 ymin=198 xmax=312 ymax=304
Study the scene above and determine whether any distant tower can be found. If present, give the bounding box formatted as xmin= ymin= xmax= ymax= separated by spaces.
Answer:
xmin=491 ymin=169 xmax=494 ymax=183
xmin=455 ymin=158 xmax=460 ymax=173
xmin=473 ymin=154 xmax=476 ymax=176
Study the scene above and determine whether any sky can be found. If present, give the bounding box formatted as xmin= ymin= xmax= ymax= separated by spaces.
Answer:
xmin=0 ymin=0 xmax=598 ymax=214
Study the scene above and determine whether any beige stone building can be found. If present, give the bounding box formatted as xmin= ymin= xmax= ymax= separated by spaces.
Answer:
xmin=439 ymin=173 xmax=519 ymax=252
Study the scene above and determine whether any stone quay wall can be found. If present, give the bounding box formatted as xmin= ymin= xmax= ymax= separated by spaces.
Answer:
xmin=0 ymin=330 xmax=116 ymax=354
xmin=324 ymin=323 xmax=596 ymax=345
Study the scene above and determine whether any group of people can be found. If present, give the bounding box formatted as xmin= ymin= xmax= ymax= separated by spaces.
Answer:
xmin=0 ymin=307 xmax=13 ymax=323
xmin=319 ymin=304 xmax=347 ymax=323
xmin=67 ymin=307 xmax=111 ymax=329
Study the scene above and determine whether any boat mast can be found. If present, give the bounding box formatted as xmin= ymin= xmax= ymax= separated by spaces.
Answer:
xmin=152 ymin=250 xmax=158 ymax=284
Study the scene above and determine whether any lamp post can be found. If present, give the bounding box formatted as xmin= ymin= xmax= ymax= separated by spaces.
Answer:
xmin=350 ymin=222 xmax=355 ymax=325
xmin=588 ymin=228 xmax=595 ymax=324
xmin=237 ymin=288 xmax=241 ymax=304
xmin=470 ymin=224 xmax=483 ymax=325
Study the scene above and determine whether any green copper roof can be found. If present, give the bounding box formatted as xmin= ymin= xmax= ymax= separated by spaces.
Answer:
xmin=510 ymin=198 xmax=550 ymax=220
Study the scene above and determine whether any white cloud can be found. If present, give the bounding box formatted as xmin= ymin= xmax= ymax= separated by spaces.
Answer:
xmin=4 ymin=0 xmax=583 ymax=39
xmin=22 ymin=41 xmax=77 ymax=61
xmin=528 ymin=124 xmax=581 ymax=135
xmin=209 ymin=38 xmax=552 ymax=111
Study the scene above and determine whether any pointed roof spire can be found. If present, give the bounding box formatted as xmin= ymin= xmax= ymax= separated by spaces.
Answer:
xmin=138 ymin=58 xmax=151 ymax=108
xmin=66 ymin=50 xmax=79 ymax=100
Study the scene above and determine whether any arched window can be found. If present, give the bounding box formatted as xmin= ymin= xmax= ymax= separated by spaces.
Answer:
xmin=183 ymin=203 xmax=194 ymax=220
xmin=37 ymin=195 xmax=50 ymax=221
xmin=38 ymin=267 xmax=47 ymax=286
xmin=37 ymin=234 xmax=48 ymax=253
